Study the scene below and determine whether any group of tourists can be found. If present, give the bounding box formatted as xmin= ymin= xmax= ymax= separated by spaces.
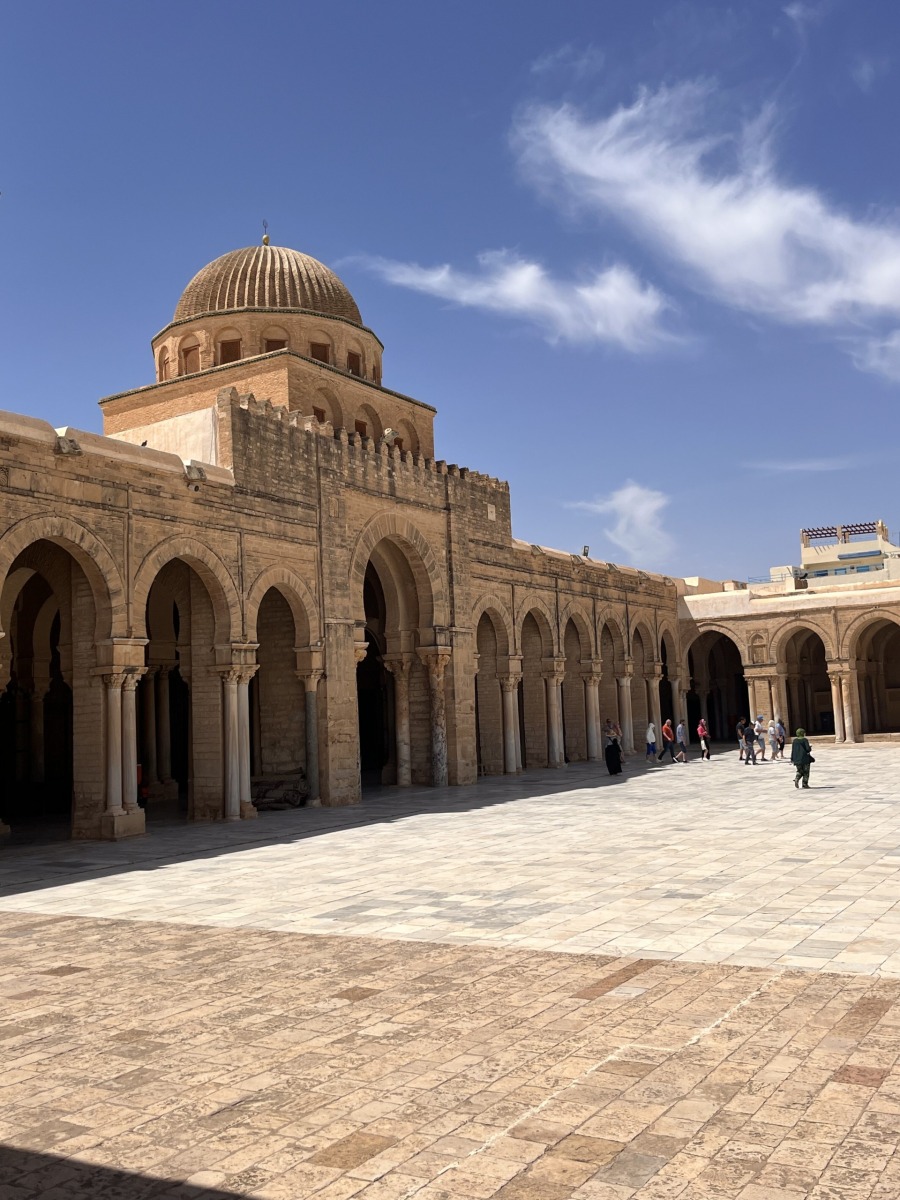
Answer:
xmin=600 ymin=713 xmax=816 ymax=788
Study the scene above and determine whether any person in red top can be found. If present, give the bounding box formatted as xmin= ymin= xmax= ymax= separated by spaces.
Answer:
xmin=658 ymin=719 xmax=679 ymax=763
xmin=697 ymin=717 xmax=711 ymax=760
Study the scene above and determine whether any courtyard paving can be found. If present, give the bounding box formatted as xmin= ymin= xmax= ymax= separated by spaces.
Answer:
xmin=2 ymin=745 xmax=900 ymax=1198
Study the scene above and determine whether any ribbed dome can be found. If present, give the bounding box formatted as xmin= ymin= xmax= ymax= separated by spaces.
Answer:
xmin=174 ymin=244 xmax=363 ymax=325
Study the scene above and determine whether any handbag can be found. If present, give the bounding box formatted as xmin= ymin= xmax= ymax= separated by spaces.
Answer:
xmin=808 ymin=755 xmax=815 ymax=763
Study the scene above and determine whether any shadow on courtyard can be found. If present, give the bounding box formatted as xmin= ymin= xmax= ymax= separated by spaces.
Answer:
xmin=0 ymin=744 xmax=750 ymax=899
xmin=0 ymin=1143 xmax=245 ymax=1198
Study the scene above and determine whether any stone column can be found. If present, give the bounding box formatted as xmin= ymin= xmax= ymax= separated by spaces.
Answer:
xmin=842 ymin=673 xmax=857 ymax=744
xmin=418 ymin=648 xmax=451 ymax=787
xmin=828 ymin=674 xmax=845 ymax=743
xmin=514 ymin=681 xmax=523 ymax=771
xmin=670 ymin=676 xmax=687 ymax=739
xmin=649 ymin=671 xmax=663 ymax=735
xmin=543 ymin=662 xmax=566 ymax=767
xmin=237 ymin=666 xmax=258 ymax=818
xmin=583 ymin=671 xmax=601 ymax=761
xmin=156 ymin=666 xmax=171 ymax=783
xmin=221 ymin=668 xmax=241 ymax=820
xmin=383 ymin=655 xmax=412 ymax=786
xmin=499 ymin=676 xmax=520 ymax=774
xmin=772 ymin=670 xmax=789 ymax=730
xmin=122 ymin=673 xmax=142 ymax=813
xmin=104 ymin=673 xmax=125 ymax=815
xmin=617 ymin=671 xmax=635 ymax=753
xmin=297 ymin=668 xmax=323 ymax=803
xmin=29 ymin=686 xmax=46 ymax=783
xmin=141 ymin=669 xmax=158 ymax=786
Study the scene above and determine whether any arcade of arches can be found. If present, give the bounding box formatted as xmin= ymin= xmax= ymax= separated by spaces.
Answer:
xmin=3 ymin=238 xmax=900 ymax=842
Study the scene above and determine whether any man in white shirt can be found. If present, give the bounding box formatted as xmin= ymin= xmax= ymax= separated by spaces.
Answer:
xmin=753 ymin=716 xmax=767 ymax=761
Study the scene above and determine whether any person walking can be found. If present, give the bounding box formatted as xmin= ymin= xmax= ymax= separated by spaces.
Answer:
xmin=742 ymin=722 xmax=757 ymax=765
xmin=646 ymin=721 xmax=657 ymax=763
xmin=753 ymin=715 xmax=767 ymax=761
xmin=604 ymin=728 xmax=623 ymax=776
xmin=791 ymin=728 xmax=814 ymax=788
xmin=767 ymin=718 xmax=778 ymax=760
xmin=675 ymin=719 xmax=688 ymax=762
xmin=736 ymin=718 xmax=747 ymax=761
xmin=697 ymin=717 xmax=711 ymax=760
xmin=775 ymin=717 xmax=786 ymax=760
xmin=658 ymin=719 xmax=678 ymax=762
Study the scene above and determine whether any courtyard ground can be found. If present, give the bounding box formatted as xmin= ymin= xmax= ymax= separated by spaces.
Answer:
xmin=1 ymin=744 xmax=900 ymax=1198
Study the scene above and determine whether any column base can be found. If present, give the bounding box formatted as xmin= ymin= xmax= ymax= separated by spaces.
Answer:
xmin=100 ymin=809 xmax=146 ymax=840
xmin=239 ymin=801 xmax=258 ymax=820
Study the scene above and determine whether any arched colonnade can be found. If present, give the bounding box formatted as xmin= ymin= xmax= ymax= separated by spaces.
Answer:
xmin=472 ymin=598 xmax=690 ymax=773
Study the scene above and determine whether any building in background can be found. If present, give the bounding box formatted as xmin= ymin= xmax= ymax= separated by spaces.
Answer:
xmin=1 ymin=240 xmax=898 ymax=840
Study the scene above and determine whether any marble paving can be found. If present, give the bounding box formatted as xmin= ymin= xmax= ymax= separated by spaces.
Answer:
xmin=2 ymin=744 xmax=900 ymax=974
xmin=3 ymin=744 xmax=900 ymax=1198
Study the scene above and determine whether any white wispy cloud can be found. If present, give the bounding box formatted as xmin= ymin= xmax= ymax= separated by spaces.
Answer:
xmin=744 ymin=457 xmax=858 ymax=472
xmin=851 ymin=54 xmax=889 ymax=93
xmin=356 ymin=250 xmax=669 ymax=349
xmin=783 ymin=1 xmax=825 ymax=36
xmin=569 ymin=480 xmax=671 ymax=566
xmin=853 ymin=329 xmax=900 ymax=381
xmin=530 ymin=42 xmax=605 ymax=80
xmin=513 ymin=81 xmax=900 ymax=375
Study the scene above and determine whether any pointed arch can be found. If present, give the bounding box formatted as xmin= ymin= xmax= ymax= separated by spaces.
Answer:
xmin=0 ymin=514 xmax=125 ymax=641
xmin=245 ymin=564 xmax=318 ymax=646
xmin=513 ymin=594 xmax=558 ymax=656
xmin=133 ymin=536 xmax=241 ymax=643
xmin=558 ymin=602 xmax=594 ymax=659
xmin=472 ymin=593 xmax=514 ymax=658
xmin=349 ymin=512 xmax=448 ymax=633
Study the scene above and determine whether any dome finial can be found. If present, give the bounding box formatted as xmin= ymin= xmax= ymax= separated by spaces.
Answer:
xmin=262 ymin=219 xmax=270 ymax=247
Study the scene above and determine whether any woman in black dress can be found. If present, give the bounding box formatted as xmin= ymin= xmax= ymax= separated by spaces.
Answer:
xmin=604 ymin=731 xmax=623 ymax=776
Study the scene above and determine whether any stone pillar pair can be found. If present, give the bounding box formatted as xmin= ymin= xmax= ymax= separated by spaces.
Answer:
xmin=220 ymin=664 xmax=259 ymax=820
xmin=583 ymin=664 xmax=602 ymax=762
xmin=140 ymin=666 xmax=174 ymax=790
xmin=102 ymin=668 xmax=147 ymax=839
xmin=826 ymin=667 xmax=858 ymax=744
xmin=542 ymin=659 xmax=566 ymax=767
xmin=616 ymin=664 xmax=635 ymax=754
xmin=382 ymin=647 xmax=452 ymax=787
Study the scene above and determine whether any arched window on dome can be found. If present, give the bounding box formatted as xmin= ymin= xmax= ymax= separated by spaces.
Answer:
xmin=216 ymin=330 xmax=242 ymax=366
xmin=262 ymin=326 xmax=289 ymax=354
xmin=179 ymin=335 xmax=200 ymax=376
xmin=158 ymin=348 xmax=170 ymax=382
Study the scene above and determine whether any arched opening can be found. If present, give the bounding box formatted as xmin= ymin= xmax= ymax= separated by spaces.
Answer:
xmin=396 ymin=419 xmax=420 ymax=456
xmin=250 ymin=588 xmax=307 ymax=808
xmin=262 ymin=325 xmax=289 ymax=354
xmin=355 ymin=535 xmax=437 ymax=788
xmin=179 ymin=335 xmax=200 ymax=376
xmin=599 ymin=620 xmax=625 ymax=727
xmin=520 ymin=610 xmax=551 ymax=768
xmin=216 ymin=328 xmax=243 ymax=366
xmin=0 ymin=540 xmax=106 ymax=838
xmin=358 ymin=563 xmax=393 ymax=786
xmin=687 ymin=631 xmax=748 ymax=741
xmin=475 ymin=611 xmax=505 ymax=775
xmin=142 ymin=558 xmax=225 ymax=820
xmin=311 ymin=387 xmax=344 ymax=429
xmin=854 ymin=619 xmax=900 ymax=734
xmin=353 ymin=403 xmax=384 ymax=442
xmin=562 ymin=618 xmax=588 ymax=762
xmin=784 ymin=629 xmax=833 ymax=734
xmin=158 ymin=347 xmax=170 ymax=382
xmin=630 ymin=628 xmax=651 ymax=734
xmin=659 ymin=633 xmax=676 ymax=726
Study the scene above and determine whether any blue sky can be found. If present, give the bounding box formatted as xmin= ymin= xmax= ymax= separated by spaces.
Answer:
xmin=2 ymin=0 xmax=899 ymax=580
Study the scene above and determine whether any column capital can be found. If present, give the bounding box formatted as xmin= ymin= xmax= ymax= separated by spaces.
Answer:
xmin=498 ymin=674 xmax=520 ymax=694
xmin=297 ymin=668 xmax=324 ymax=689
xmin=418 ymin=646 xmax=452 ymax=680
xmin=382 ymin=653 xmax=413 ymax=678
xmin=353 ymin=641 xmax=369 ymax=664
xmin=121 ymin=669 xmax=146 ymax=693
xmin=101 ymin=671 xmax=128 ymax=689
xmin=580 ymin=658 xmax=603 ymax=683
xmin=219 ymin=664 xmax=258 ymax=685
xmin=541 ymin=657 xmax=566 ymax=683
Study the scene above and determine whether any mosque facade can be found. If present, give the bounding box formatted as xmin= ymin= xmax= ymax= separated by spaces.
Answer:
xmin=1 ymin=242 xmax=899 ymax=839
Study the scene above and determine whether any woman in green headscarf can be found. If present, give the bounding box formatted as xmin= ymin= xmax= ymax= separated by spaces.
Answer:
xmin=790 ymin=728 xmax=814 ymax=789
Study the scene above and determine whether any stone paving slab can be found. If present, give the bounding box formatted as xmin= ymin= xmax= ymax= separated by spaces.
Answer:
xmin=3 ymin=912 xmax=900 ymax=1199
xmin=2 ymin=745 xmax=900 ymax=974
